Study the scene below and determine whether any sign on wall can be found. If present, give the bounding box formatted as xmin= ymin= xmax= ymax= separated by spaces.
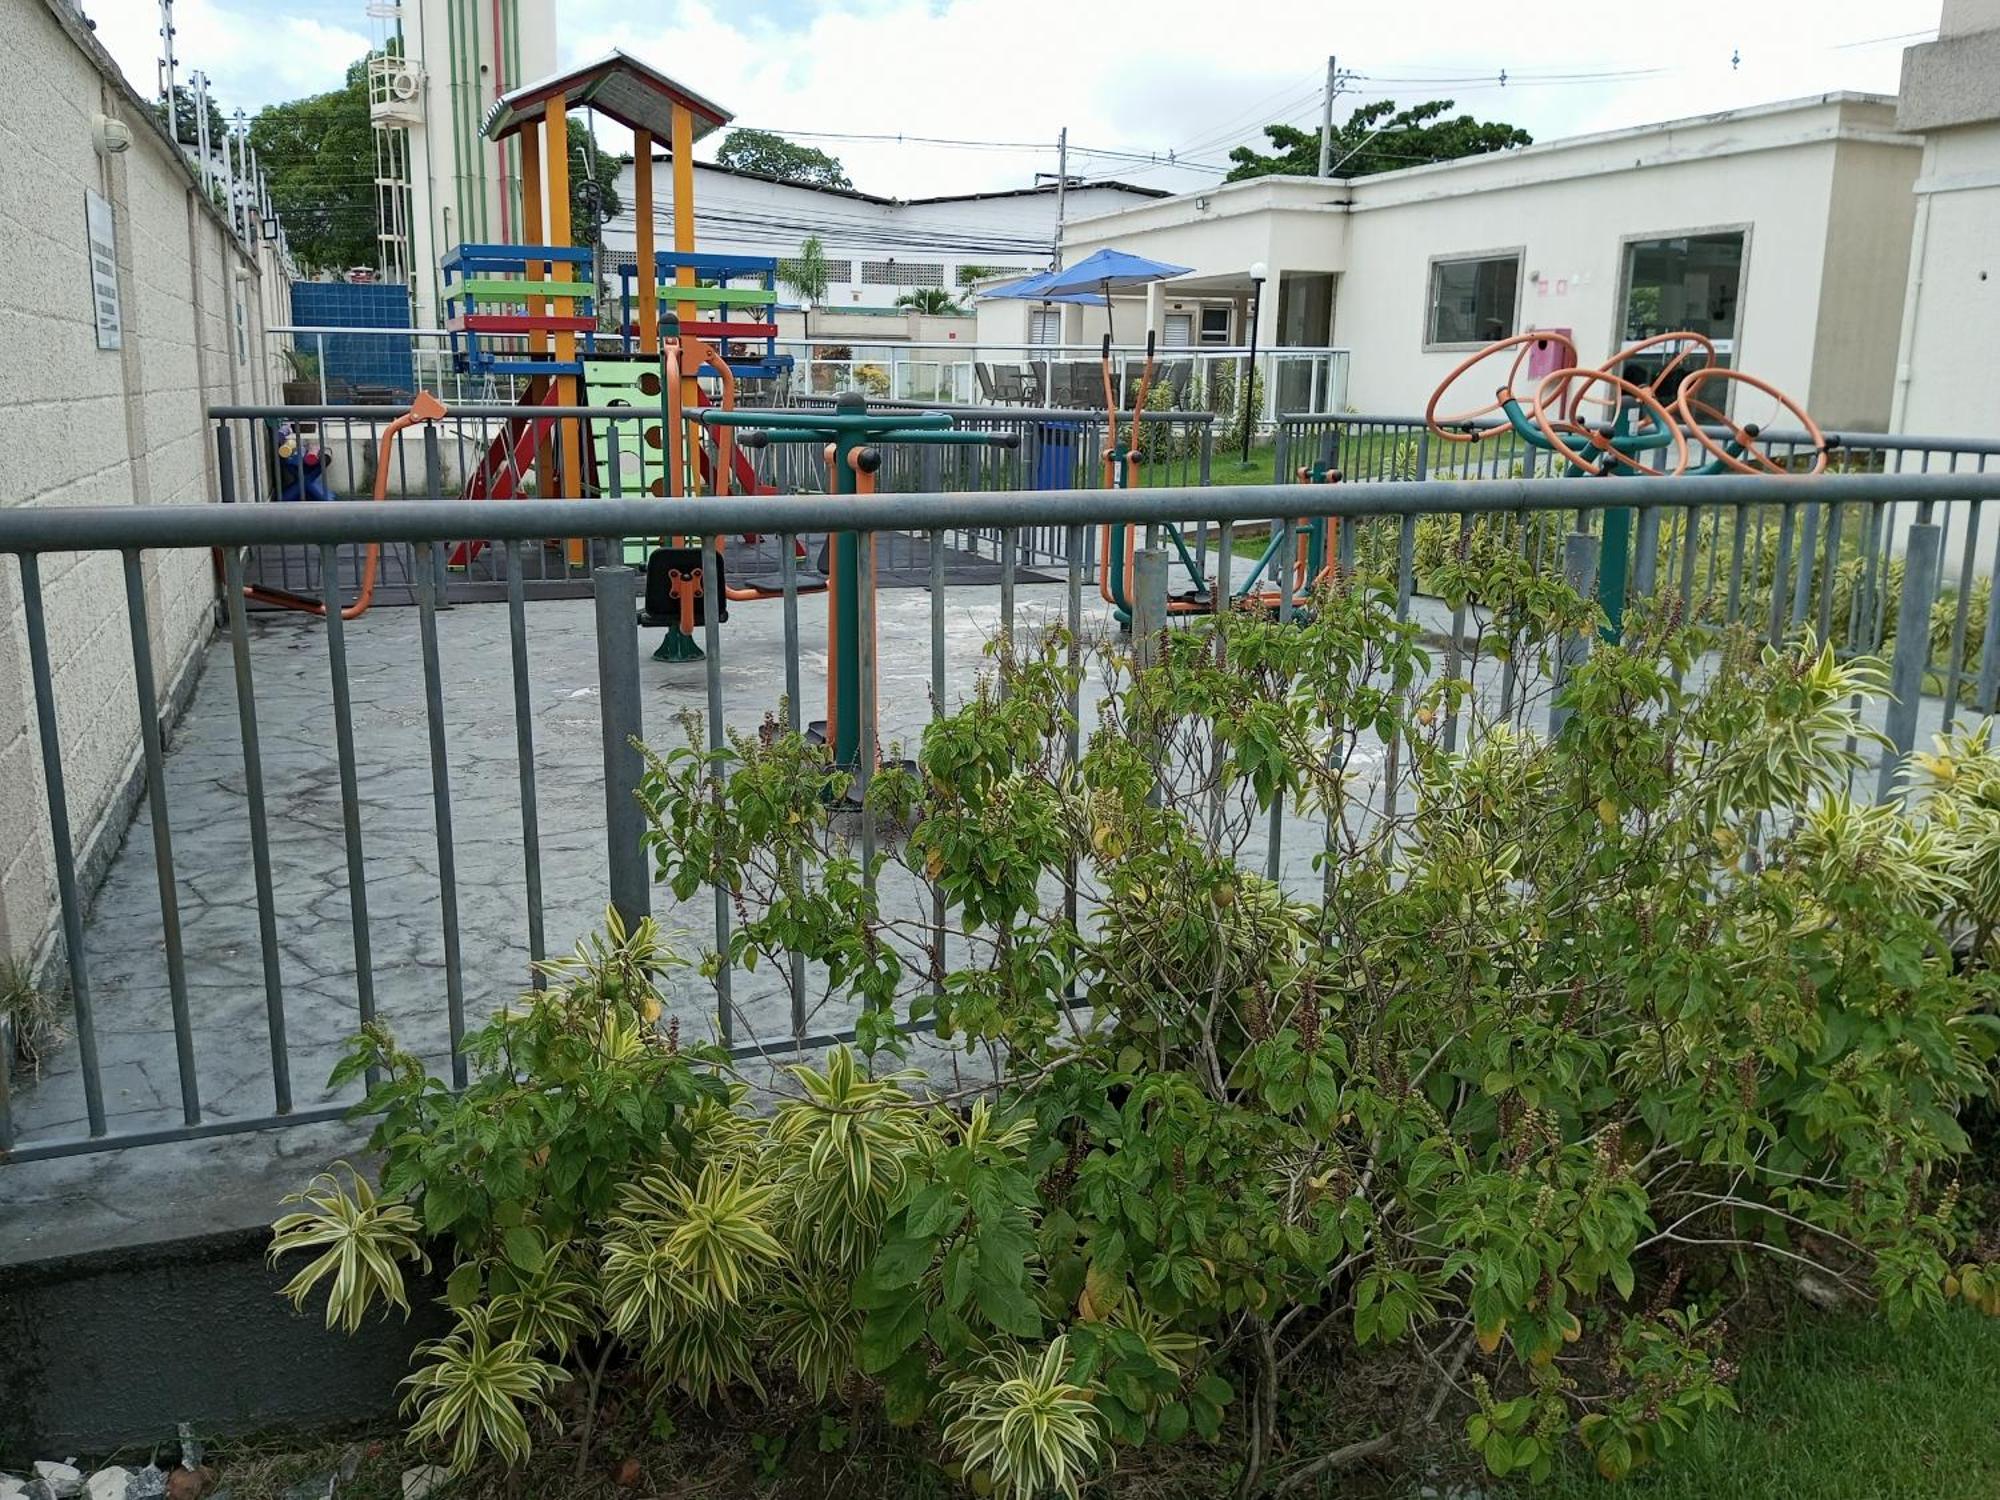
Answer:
xmin=85 ymin=189 xmax=122 ymax=351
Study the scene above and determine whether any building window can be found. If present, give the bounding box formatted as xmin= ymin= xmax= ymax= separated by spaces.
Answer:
xmin=861 ymin=260 xmax=945 ymax=287
xmin=1163 ymin=312 xmax=1193 ymax=347
xmin=1619 ymin=231 xmax=1745 ymax=380
xmin=1427 ymin=252 xmax=1521 ymax=347
xmin=1028 ymin=309 xmax=1063 ymax=345
xmin=1199 ymin=307 xmax=1231 ymax=345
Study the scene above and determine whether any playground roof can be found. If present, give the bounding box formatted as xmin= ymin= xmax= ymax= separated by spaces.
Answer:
xmin=483 ymin=50 xmax=732 ymax=146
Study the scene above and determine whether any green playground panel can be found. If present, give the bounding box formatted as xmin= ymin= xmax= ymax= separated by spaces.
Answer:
xmin=581 ymin=359 xmax=668 ymax=563
xmin=652 ymin=285 xmax=776 ymax=307
xmin=453 ymin=278 xmax=595 ymax=301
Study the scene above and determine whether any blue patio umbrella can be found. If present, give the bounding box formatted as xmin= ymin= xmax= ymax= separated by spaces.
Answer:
xmin=981 ymin=269 xmax=1107 ymax=305
xmin=1032 ymin=248 xmax=1193 ymax=341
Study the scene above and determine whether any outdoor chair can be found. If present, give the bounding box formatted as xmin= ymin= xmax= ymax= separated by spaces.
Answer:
xmin=973 ymin=362 xmax=998 ymax=404
xmin=994 ymin=367 xmax=1027 ymax=404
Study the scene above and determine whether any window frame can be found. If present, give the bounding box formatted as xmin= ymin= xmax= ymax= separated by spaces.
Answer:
xmin=1422 ymin=247 xmax=1526 ymax=353
xmin=1611 ymin=222 xmax=1753 ymax=368
xmin=1198 ymin=306 xmax=1232 ymax=345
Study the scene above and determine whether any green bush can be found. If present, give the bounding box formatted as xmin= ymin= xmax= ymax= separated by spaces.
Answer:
xmin=277 ymin=560 xmax=2000 ymax=1494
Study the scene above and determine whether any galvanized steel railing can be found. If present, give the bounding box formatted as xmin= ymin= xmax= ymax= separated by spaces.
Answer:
xmin=1 ymin=470 xmax=1996 ymax=1165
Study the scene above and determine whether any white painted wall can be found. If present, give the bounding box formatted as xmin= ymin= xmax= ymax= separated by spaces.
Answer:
xmin=397 ymin=0 xmax=558 ymax=328
xmin=1054 ymin=95 xmax=1918 ymax=428
xmin=600 ymin=165 xmax=1159 ymax=314
xmin=0 ymin=0 xmax=274 ymax=968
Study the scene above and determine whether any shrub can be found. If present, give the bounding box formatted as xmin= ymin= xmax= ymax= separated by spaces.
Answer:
xmin=277 ymin=553 xmax=2000 ymax=1494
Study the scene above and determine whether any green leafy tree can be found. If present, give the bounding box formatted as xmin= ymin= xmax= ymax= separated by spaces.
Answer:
xmin=153 ymin=85 xmax=227 ymax=148
xmin=1227 ymin=98 xmax=1531 ymax=182
xmin=716 ymin=128 xmax=853 ymax=189
xmin=248 ymin=56 xmax=378 ymax=272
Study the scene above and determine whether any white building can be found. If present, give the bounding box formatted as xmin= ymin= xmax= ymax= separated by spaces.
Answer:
xmin=1891 ymin=0 xmax=2000 ymax=438
xmin=980 ymin=93 xmax=1922 ymax=431
xmin=599 ymin=162 xmax=1166 ymax=324
xmin=365 ymin=0 xmax=558 ymax=328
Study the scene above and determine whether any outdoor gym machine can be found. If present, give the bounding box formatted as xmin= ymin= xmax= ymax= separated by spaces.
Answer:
xmin=1098 ymin=333 xmax=1214 ymax=627
xmin=694 ymin=392 xmax=1017 ymax=769
xmin=1426 ymin=330 xmax=1828 ymax=639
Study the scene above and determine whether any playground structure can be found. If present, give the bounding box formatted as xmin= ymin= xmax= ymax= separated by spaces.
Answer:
xmin=1424 ymin=329 xmax=1829 ymax=635
xmin=444 ymin=54 xmax=793 ymax=547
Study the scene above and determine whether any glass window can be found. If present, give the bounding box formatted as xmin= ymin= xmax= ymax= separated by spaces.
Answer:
xmin=1427 ymin=254 xmax=1520 ymax=346
xmin=1619 ymin=231 xmax=1745 ymax=382
xmin=1199 ymin=307 xmax=1231 ymax=344
xmin=1277 ymin=272 xmax=1335 ymax=347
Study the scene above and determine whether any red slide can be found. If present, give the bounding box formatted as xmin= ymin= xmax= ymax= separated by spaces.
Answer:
xmin=448 ymin=380 xmax=559 ymax=567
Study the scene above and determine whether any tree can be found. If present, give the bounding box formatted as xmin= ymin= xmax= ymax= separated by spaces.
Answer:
xmin=1226 ymin=98 xmax=1531 ymax=182
xmin=780 ymin=235 xmax=832 ymax=336
xmin=248 ymin=56 xmax=377 ymax=272
xmin=895 ymin=287 xmax=961 ymax=315
xmin=716 ymin=128 xmax=852 ymax=190
xmin=153 ymin=85 xmax=227 ymax=148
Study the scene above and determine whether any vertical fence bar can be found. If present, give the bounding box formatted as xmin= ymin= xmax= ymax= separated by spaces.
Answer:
xmin=1266 ymin=516 xmax=1294 ymax=882
xmin=1550 ymin=532 xmax=1601 ymax=738
xmin=413 ymin=541 xmax=468 ymax=1087
xmin=503 ymin=541 xmax=547 ymax=987
xmin=1978 ymin=525 xmax=2000 ymax=715
xmin=856 ymin=530 xmax=880 ymax=886
xmin=1879 ymin=522 xmax=1942 ymax=802
xmin=1941 ymin=501 xmax=1982 ymax=726
xmin=701 ymin=537 xmax=733 ymax=1043
xmin=19 ymin=555 xmax=105 ymax=1136
xmin=593 ymin=565 xmax=652 ymax=930
xmin=1768 ymin=503 xmax=1797 ymax=642
xmin=932 ymin=527 xmax=951 ymax=1003
xmin=1380 ymin=515 xmax=1418 ymax=825
xmin=1815 ymin=501 xmax=1846 ymax=646
xmin=1788 ymin=501 xmax=1820 ymax=629
xmin=223 ymin=550 xmax=291 ymax=1112
xmin=319 ymin=543 xmax=378 ymax=1082
xmin=1443 ymin=514 xmax=1473 ymax=754
xmin=120 ymin=551 xmax=200 ymax=1125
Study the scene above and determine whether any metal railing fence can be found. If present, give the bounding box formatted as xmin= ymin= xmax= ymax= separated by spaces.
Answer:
xmin=1277 ymin=413 xmax=2000 ymax=731
xmin=211 ymin=403 xmax=1216 ymax=594
xmin=1 ymin=470 xmax=1996 ymax=1165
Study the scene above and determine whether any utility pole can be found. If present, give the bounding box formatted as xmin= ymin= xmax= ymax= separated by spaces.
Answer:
xmin=1053 ymin=126 xmax=1067 ymax=270
xmin=1317 ymin=55 xmax=1338 ymax=177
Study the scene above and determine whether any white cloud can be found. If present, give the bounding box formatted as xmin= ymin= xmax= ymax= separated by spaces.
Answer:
xmin=83 ymin=0 xmax=368 ymax=117
xmin=558 ymin=0 xmax=1937 ymax=197
xmin=77 ymin=0 xmax=1935 ymax=195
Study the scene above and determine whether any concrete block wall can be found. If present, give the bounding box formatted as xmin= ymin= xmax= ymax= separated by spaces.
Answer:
xmin=0 ymin=0 xmax=278 ymax=972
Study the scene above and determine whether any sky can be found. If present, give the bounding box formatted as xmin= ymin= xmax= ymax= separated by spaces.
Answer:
xmin=85 ymin=0 xmax=1941 ymax=197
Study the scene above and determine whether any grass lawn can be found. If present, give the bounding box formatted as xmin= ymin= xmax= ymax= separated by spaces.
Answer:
xmin=1514 ymin=1307 xmax=2000 ymax=1500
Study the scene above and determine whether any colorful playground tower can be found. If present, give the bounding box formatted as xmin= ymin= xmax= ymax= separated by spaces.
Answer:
xmin=442 ymin=51 xmax=791 ymax=509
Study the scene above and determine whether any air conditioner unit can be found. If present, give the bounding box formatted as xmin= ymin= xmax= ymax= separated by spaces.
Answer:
xmin=369 ymin=57 xmax=425 ymax=126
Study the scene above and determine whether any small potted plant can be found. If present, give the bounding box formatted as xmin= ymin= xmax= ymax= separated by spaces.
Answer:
xmin=280 ymin=346 xmax=323 ymax=406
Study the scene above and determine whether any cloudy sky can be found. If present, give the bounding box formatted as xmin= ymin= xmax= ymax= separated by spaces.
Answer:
xmin=85 ymin=0 xmax=1939 ymax=198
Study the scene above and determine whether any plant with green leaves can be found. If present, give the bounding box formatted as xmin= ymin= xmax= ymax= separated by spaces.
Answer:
xmin=284 ymin=535 xmax=2000 ymax=1494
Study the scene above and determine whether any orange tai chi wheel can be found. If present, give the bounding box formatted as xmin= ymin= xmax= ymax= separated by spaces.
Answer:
xmin=1674 ymin=366 xmax=1828 ymax=476
xmin=1425 ymin=330 xmax=1581 ymax=440
xmin=1531 ymin=367 xmax=1690 ymax=477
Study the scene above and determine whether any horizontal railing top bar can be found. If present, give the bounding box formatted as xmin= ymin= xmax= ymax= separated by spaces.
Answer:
xmin=6 ymin=473 xmax=1995 ymax=554
xmin=211 ymin=402 xmax=1214 ymax=424
xmin=789 ymin=397 xmax=1215 ymax=425
xmin=1280 ymin=412 xmax=2000 ymax=458
xmin=269 ymin=325 xmax=1352 ymax=358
